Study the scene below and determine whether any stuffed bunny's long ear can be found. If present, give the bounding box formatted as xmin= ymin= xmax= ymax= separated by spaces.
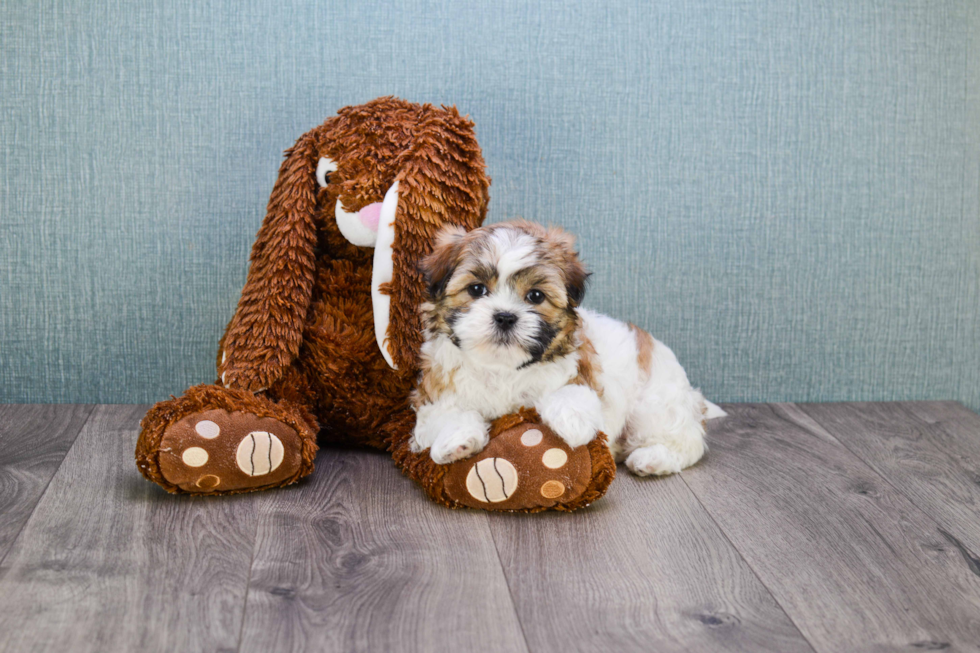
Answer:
xmin=376 ymin=107 xmax=490 ymax=373
xmin=218 ymin=134 xmax=319 ymax=392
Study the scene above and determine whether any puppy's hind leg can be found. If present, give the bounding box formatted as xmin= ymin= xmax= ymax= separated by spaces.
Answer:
xmin=626 ymin=443 xmax=702 ymax=476
xmin=623 ymin=386 xmax=708 ymax=477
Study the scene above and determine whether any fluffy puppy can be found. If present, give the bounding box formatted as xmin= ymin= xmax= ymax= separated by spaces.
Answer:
xmin=410 ymin=220 xmax=726 ymax=476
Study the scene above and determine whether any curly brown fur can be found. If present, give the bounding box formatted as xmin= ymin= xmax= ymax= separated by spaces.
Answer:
xmin=211 ymin=98 xmax=491 ymax=444
xmin=218 ymin=97 xmax=490 ymax=391
xmin=139 ymin=98 xmax=492 ymax=492
xmin=137 ymin=98 xmax=616 ymax=510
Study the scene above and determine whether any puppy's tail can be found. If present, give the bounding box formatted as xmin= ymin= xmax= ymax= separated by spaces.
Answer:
xmin=704 ymin=400 xmax=728 ymax=420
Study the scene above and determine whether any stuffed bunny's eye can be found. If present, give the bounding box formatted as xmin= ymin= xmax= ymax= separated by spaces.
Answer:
xmin=316 ymin=157 xmax=337 ymax=188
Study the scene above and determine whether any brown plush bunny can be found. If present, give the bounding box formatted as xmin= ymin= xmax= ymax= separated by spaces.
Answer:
xmin=135 ymin=97 xmax=615 ymax=511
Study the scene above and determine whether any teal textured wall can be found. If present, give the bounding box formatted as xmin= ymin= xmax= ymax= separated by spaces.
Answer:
xmin=2 ymin=0 xmax=978 ymax=408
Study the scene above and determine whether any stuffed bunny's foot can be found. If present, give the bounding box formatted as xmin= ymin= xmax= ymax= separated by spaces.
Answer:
xmin=156 ymin=409 xmax=308 ymax=493
xmin=136 ymin=384 xmax=318 ymax=495
xmin=441 ymin=415 xmax=615 ymax=512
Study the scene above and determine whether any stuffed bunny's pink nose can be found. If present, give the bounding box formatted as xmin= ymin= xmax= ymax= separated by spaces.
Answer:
xmin=359 ymin=202 xmax=382 ymax=232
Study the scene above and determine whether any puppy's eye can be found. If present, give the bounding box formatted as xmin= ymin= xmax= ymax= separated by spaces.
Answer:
xmin=525 ymin=289 xmax=546 ymax=305
xmin=467 ymin=283 xmax=488 ymax=298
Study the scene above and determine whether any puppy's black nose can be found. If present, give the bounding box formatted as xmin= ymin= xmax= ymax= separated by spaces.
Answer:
xmin=493 ymin=311 xmax=518 ymax=331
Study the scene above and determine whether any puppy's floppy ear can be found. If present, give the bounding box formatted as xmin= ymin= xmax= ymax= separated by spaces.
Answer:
xmin=422 ymin=225 xmax=467 ymax=299
xmin=544 ymin=226 xmax=590 ymax=307
xmin=564 ymin=257 xmax=590 ymax=307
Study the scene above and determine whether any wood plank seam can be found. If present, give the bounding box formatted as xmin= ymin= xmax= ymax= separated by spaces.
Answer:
xmin=0 ymin=404 xmax=96 ymax=569
xmin=486 ymin=466 xmax=817 ymax=652
xmin=895 ymin=402 xmax=980 ymax=494
xmin=485 ymin=515 xmax=542 ymax=653
xmin=938 ymin=529 xmax=980 ymax=578
xmin=894 ymin=403 xmax=980 ymax=572
xmin=233 ymin=503 xmax=262 ymax=653
xmin=798 ymin=402 xmax=980 ymax=577
xmin=0 ymin=405 xmax=262 ymax=652
xmin=679 ymin=473 xmax=819 ymax=653
xmin=683 ymin=403 xmax=980 ymax=651
xmin=236 ymin=449 xmax=530 ymax=653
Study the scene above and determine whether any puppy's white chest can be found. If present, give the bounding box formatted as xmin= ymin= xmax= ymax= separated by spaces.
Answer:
xmin=447 ymin=352 xmax=578 ymax=420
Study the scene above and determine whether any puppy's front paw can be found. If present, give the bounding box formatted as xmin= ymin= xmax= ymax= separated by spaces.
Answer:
xmin=430 ymin=413 xmax=490 ymax=464
xmin=535 ymin=385 xmax=603 ymax=449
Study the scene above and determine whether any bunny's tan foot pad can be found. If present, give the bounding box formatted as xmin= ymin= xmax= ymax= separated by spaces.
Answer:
xmin=156 ymin=409 xmax=309 ymax=494
xmin=443 ymin=421 xmax=614 ymax=512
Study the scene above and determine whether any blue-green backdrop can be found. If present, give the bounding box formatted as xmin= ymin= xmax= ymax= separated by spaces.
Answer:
xmin=2 ymin=0 xmax=978 ymax=409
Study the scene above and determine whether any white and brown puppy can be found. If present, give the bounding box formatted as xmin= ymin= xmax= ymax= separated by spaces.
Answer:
xmin=410 ymin=220 xmax=726 ymax=476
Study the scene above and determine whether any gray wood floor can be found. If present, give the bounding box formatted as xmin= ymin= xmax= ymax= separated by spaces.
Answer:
xmin=1 ymin=402 xmax=979 ymax=652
